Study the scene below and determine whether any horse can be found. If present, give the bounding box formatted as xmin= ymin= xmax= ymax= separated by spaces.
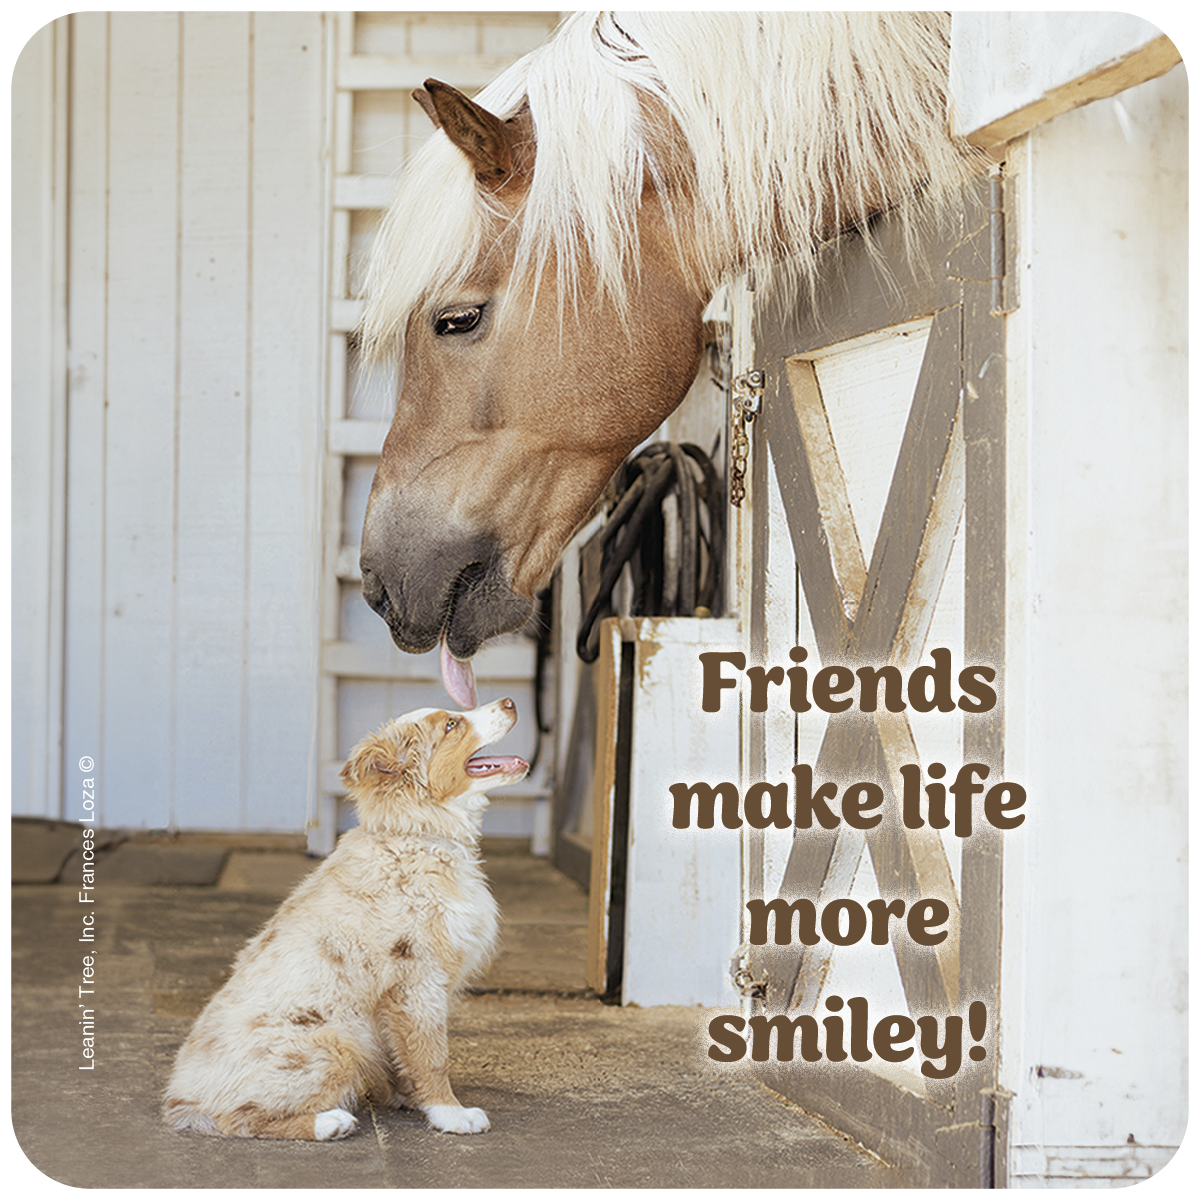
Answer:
xmin=358 ymin=11 xmax=977 ymax=706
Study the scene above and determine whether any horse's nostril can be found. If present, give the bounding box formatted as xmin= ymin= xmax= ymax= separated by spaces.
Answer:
xmin=456 ymin=561 xmax=487 ymax=592
xmin=361 ymin=568 xmax=391 ymax=621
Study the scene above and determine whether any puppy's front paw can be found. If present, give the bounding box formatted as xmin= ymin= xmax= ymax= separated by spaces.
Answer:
xmin=425 ymin=1104 xmax=490 ymax=1134
xmin=314 ymin=1108 xmax=358 ymax=1141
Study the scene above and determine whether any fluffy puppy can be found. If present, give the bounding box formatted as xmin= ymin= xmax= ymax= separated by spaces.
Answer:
xmin=162 ymin=698 xmax=528 ymax=1141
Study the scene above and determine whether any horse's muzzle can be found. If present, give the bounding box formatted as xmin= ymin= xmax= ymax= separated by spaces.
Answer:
xmin=360 ymin=535 xmax=532 ymax=661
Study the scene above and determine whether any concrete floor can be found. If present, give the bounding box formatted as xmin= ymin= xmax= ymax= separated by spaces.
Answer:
xmin=12 ymin=835 xmax=899 ymax=1189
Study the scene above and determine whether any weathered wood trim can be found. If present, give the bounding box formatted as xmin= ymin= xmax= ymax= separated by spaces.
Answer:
xmin=762 ymin=370 xmax=854 ymax=663
xmin=785 ymin=359 xmax=868 ymax=621
xmin=963 ymin=33 xmax=1181 ymax=150
xmin=757 ymin=1059 xmax=980 ymax=1185
xmin=951 ymin=208 xmax=1010 ymax=1147
xmin=872 ymin=709 xmax=961 ymax=1011
xmin=585 ymin=620 xmax=624 ymax=995
xmin=849 ymin=306 xmax=964 ymax=663
xmin=762 ymin=714 xmax=874 ymax=1011
xmin=758 ymin=303 xmax=968 ymax=1022
xmin=757 ymin=209 xmax=959 ymax=361
xmin=746 ymin=365 xmax=772 ymax=905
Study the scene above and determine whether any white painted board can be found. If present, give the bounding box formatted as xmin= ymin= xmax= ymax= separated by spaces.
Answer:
xmin=1000 ymin=64 xmax=1187 ymax=1183
xmin=621 ymin=617 xmax=743 ymax=1007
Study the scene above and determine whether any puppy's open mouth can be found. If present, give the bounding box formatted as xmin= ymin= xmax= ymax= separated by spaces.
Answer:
xmin=465 ymin=753 xmax=528 ymax=778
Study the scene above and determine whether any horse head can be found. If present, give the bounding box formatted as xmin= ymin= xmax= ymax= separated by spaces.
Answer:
xmin=360 ymin=15 xmax=972 ymax=705
xmin=359 ymin=80 xmax=706 ymax=703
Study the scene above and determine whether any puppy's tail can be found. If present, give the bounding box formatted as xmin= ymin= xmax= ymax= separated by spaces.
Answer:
xmin=162 ymin=1096 xmax=358 ymax=1141
xmin=162 ymin=1097 xmax=221 ymax=1137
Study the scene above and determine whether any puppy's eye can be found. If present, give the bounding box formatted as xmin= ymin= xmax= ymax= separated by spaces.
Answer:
xmin=434 ymin=306 xmax=483 ymax=337
xmin=445 ymin=718 xmax=458 ymax=732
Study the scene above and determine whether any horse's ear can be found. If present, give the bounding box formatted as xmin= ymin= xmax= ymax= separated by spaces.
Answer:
xmin=414 ymin=79 xmax=513 ymax=181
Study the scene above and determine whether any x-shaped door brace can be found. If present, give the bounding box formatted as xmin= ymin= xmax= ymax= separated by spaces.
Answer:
xmin=755 ymin=304 xmax=967 ymax=1021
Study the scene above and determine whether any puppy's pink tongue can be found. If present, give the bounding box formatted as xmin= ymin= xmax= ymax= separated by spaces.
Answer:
xmin=466 ymin=755 xmax=529 ymax=778
xmin=440 ymin=638 xmax=477 ymax=709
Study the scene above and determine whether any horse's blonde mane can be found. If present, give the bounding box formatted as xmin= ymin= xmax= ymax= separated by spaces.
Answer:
xmin=362 ymin=11 xmax=972 ymax=354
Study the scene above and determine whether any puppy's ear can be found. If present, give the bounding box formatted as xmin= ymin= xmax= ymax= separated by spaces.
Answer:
xmin=340 ymin=739 xmax=407 ymax=790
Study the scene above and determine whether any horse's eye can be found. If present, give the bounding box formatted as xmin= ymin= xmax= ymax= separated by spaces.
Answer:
xmin=434 ymin=306 xmax=483 ymax=337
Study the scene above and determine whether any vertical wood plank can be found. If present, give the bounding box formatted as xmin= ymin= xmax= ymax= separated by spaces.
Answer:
xmin=102 ymin=12 xmax=180 ymax=826
xmin=63 ymin=13 xmax=110 ymax=821
xmin=13 ymin=19 xmax=69 ymax=816
xmin=170 ymin=11 xmax=252 ymax=828
xmin=585 ymin=621 xmax=623 ymax=994
xmin=244 ymin=12 xmax=327 ymax=828
xmin=956 ymin=217 xmax=1009 ymax=1125
xmin=622 ymin=617 xmax=742 ymax=1007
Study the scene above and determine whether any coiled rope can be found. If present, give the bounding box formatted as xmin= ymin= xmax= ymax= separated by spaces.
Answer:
xmin=576 ymin=442 xmax=725 ymax=663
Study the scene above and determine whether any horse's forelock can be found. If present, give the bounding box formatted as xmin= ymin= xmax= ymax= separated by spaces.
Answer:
xmin=360 ymin=134 xmax=499 ymax=360
xmin=511 ymin=14 xmax=663 ymax=309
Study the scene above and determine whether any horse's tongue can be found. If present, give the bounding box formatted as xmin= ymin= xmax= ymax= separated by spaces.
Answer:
xmin=440 ymin=638 xmax=477 ymax=709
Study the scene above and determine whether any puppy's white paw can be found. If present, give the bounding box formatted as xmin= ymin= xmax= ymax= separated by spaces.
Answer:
xmin=314 ymin=1108 xmax=358 ymax=1141
xmin=425 ymin=1104 xmax=490 ymax=1134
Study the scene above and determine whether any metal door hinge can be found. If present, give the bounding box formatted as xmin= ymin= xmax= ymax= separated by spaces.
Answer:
xmin=988 ymin=174 xmax=1005 ymax=315
xmin=987 ymin=170 xmax=1019 ymax=315
xmin=729 ymin=369 xmax=764 ymax=506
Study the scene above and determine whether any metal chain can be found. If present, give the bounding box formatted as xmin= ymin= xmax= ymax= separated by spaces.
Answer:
xmin=729 ymin=369 xmax=764 ymax=507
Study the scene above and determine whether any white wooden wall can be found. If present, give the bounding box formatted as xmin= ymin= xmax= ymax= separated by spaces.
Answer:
xmin=13 ymin=11 xmax=565 ymax=836
xmin=999 ymin=69 xmax=1187 ymax=1190
xmin=13 ymin=20 xmax=69 ymax=820
xmin=14 ymin=13 xmax=330 ymax=830
xmin=951 ymin=14 xmax=1187 ymax=1186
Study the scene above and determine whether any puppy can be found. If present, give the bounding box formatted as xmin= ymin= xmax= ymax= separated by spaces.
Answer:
xmin=162 ymin=698 xmax=528 ymax=1141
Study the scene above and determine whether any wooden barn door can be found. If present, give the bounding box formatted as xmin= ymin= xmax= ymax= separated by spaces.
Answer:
xmin=740 ymin=175 xmax=1012 ymax=1186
